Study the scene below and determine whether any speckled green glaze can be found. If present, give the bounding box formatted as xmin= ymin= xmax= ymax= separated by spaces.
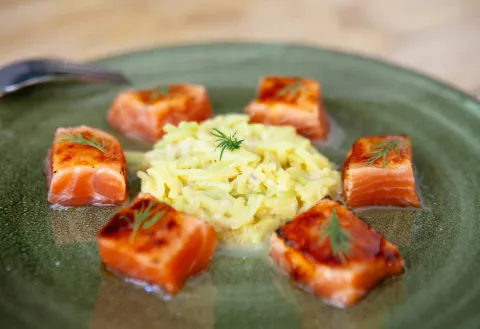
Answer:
xmin=1 ymin=43 xmax=480 ymax=329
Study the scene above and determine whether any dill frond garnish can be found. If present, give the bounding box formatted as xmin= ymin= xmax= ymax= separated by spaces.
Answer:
xmin=320 ymin=208 xmax=350 ymax=263
xmin=57 ymin=132 xmax=106 ymax=153
xmin=275 ymin=81 xmax=304 ymax=98
xmin=127 ymin=201 xmax=166 ymax=244
xmin=149 ymin=86 xmax=168 ymax=102
xmin=365 ymin=140 xmax=402 ymax=168
xmin=211 ymin=128 xmax=244 ymax=161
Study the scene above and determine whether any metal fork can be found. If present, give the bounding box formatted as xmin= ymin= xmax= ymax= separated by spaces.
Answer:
xmin=0 ymin=58 xmax=130 ymax=97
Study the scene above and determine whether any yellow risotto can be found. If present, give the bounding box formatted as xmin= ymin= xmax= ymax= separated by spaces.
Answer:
xmin=138 ymin=114 xmax=340 ymax=245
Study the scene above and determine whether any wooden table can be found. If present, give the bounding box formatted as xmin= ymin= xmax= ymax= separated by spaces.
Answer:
xmin=1 ymin=0 xmax=479 ymax=91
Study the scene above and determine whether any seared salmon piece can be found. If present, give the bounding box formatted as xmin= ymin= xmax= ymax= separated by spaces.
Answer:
xmin=245 ymin=76 xmax=330 ymax=140
xmin=108 ymin=84 xmax=212 ymax=143
xmin=44 ymin=125 xmax=127 ymax=206
xmin=269 ymin=198 xmax=404 ymax=307
xmin=97 ymin=194 xmax=217 ymax=295
xmin=343 ymin=135 xmax=421 ymax=208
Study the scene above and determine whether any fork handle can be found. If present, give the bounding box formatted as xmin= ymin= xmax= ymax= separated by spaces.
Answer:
xmin=45 ymin=59 xmax=129 ymax=85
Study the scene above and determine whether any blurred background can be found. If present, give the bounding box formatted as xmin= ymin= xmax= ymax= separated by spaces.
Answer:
xmin=1 ymin=0 xmax=479 ymax=91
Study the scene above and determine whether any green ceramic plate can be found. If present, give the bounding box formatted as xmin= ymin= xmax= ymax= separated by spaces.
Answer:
xmin=1 ymin=43 xmax=480 ymax=329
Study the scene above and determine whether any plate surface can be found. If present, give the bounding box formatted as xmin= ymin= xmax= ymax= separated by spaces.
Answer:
xmin=1 ymin=43 xmax=480 ymax=329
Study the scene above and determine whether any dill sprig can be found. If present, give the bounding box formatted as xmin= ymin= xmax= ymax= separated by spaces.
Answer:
xmin=320 ymin=208 xmax=350 ymax=263
xmin=211 ymin=128 xmax=244 ymax=161
xmin=365 ymin=140 xmax=402 ymax=168
xmin=126 ymin=200 xmax=167 ymax=244
xmin=57 ymin=132 xmax=106 ymax=153
xmin=149 ymin=86 xmax=168 ymax=102
xmin=275 ymin=81 xmax=304 ymax=98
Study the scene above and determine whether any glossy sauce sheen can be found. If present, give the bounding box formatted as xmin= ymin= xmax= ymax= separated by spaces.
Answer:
xmin=108 ymin=84 xmax=212 ymax=143
xmin=269 ymin=198 xmax=404 ymax=307
xmin=342 ymin=135 xmax=421 ymax=208
xmin=44 ymin=125 xmax=127 ymax=206
xmin=245 ymin=76 xmax=330 ymax=140
xmin=97 ymin=194 xmax=217 ymax=295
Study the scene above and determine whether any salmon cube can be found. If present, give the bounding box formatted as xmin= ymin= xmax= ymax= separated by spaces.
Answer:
xmin=343 ymin=135 xmax=421 ymax=208
xmin=269 ymin=197 xmax=404 ymax=307
xmin=44 ymin=125 xmax=127 ymax=206
xmin=108 ymin=84 xmax=212 ymax=143
xmin=245 ymin=76 xmax=330 ymax=140
xmin=97 ymin=194 xmax=217 ymax=295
